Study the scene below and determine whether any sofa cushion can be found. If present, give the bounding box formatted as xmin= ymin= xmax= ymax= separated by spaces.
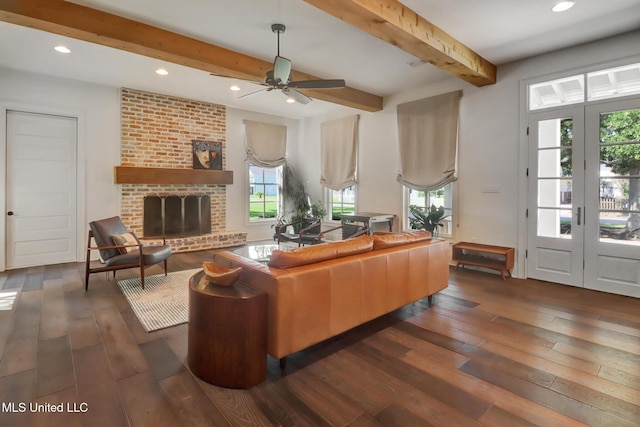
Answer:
xmin=372 ymin=231 xmax=432 ymax=250
xmin=333 ymin=235 xmax=374 ymax=257
xmin=269 ymin=244 xmax=337 ymax=268
xmin=268 ymin=235 xmax=374 ymax=269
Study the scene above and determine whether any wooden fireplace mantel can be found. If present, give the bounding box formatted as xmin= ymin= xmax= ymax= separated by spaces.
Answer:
xmin=114 ymin=166 xmax=233 ymax=185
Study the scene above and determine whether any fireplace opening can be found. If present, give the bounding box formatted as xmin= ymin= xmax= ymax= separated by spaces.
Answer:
xmin=143 ymin=195 xmax=211 ymax=238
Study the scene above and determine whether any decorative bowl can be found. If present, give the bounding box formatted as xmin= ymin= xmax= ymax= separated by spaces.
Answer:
xmin=202 ymin=262 xmax=242 ymax=287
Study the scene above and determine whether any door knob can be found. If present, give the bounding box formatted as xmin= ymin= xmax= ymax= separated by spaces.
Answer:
xmin=7 ymin=211 xmax=14 ymax=216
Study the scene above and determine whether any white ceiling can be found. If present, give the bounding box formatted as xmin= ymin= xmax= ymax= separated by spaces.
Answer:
xmin=1 ymin=0 xmax=639 ymax=118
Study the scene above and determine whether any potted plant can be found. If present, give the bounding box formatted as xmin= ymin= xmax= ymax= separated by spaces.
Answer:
xmin=276 ymin=163 xmax=329 ymax=234
xmin=310 ymin=203 xmax=327 ymax=221
xmin=272 ymin=163 xmax=329 ymax=236
xmin=408 ymin=204 xmax=448 ymax=236
xmin=289 ymin=202 xmax=326 ymax=233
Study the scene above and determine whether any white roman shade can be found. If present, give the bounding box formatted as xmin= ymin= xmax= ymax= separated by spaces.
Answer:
xmin=396 ymin=91 xmax=461 ymax=190
xmin=244 ymin=120 xmax=287 ymax=167
xmin=320 ymin=114 xmax=359 ymax=190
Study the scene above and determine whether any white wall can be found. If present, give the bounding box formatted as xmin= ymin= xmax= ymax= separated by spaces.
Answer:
xmin=299 ymin=30 xmax=640 ymax=277
xmin=0 ymin=68 xmax=121 ymax=266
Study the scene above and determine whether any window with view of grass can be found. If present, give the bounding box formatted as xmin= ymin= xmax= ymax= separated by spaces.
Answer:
xmin=249 ymin=164 xmax=281 ymax=221
xmin=406 ymin=183 xmax=453 ymax=237
xmin=329 ymin=186 xmax=356 ymax=220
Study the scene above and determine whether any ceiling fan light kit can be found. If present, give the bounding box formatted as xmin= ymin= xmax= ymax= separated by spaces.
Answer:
xmin=216 ymin=23 xmax=346 ymax=105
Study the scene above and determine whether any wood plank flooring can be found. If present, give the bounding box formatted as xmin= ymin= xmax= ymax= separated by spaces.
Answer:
xmin=0 ymin=249 xmax=639 ymax=426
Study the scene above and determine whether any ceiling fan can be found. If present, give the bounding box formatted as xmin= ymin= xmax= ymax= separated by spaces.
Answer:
xmin=215 ymin=23 xmax=346 ymax=104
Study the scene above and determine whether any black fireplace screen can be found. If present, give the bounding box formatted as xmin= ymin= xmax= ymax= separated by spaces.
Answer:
xmin=143 ymin=195 xmax=211 ymax=238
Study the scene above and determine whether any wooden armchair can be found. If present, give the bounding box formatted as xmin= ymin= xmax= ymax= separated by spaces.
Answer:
xmin=85 ymin=216 xmax=172 ymax=290
xmin=274 ymin=219 xmax=323 ymax=247
xmin=316 ymin=222 xmax=369 ymax=242
xmin=274 ymin=219 xmax=369 ymax=246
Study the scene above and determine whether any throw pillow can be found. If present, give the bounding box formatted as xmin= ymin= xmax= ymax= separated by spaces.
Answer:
xmin=112 ymin=232 xmax=139 ymax=254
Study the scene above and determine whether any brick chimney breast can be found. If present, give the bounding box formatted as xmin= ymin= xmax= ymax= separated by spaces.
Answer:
xmin=119 ymin=88 xmax=246 ymax=252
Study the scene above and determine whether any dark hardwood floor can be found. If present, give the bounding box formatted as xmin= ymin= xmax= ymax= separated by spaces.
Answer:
xmin=0 ymin=248 xmax=639 ymax=426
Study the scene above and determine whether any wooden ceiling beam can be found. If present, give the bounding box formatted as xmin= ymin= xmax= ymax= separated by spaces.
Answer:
xmin=303 ymin=0 xmax=497 ymax=87
xmin=0 ymin=0 xmax=383 ymax=112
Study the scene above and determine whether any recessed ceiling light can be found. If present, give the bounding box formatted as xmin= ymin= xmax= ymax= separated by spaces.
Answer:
xmin=552 ymin=1 xmax=575 ymax=12
xmin=230 ymin=85 xmax=240 ymax=91
xmin=54 ymin=45 xmax=71 ymax=54
xmin=286 ymin=98 xmax=296 ymax=104
xmin=155 ymin=68 xmax=169 ymax=76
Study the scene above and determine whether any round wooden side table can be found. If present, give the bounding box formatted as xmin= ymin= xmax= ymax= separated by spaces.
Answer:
xmin=188 ymin=270 xmax=267 ymax=389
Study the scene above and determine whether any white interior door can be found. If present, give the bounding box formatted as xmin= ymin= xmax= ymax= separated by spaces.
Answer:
xmin=583 ymin=99 xmax=640 ymax=297
xmin=527 ymin=107 xmax=585 ymax=286
xmin=6 ymin=111 xmax=77 ymax=268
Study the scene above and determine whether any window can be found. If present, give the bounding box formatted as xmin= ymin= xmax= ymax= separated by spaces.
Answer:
xmin=588 ymin=62 xmax=640 ymax=102
xmin=248 ymin=164 xmax=281 ymax=221
xmin=529 ymin=62 xmax=640 ymax=111
xmin=405 ymin=183 xmax=453 ymax=237
xmin=329 ymin=186 xmax=356 ymax=220
xmin=529 ymin=74 xmax=585 ymax=111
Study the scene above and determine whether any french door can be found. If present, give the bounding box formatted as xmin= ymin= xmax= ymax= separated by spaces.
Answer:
xmin=584 ymin=98 xmax=640 ymax=296
xmin=528 ymin=98 xmax=640 ymax=297
xmin=528 ymin=106 xmax=585 ymax=287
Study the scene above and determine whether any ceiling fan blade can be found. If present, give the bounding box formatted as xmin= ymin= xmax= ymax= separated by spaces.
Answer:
xmin=284 ymin=88 xmax=313 ymax=105
xmin=273 ymin=56 xmax=291 ymax=83
xmin=289 ymin=79 xmax=346 ymax=89
xmin=209 ymin=73 xmax=265 ymax=86
xmin=238 ymin=87 xmax=271 ymax=99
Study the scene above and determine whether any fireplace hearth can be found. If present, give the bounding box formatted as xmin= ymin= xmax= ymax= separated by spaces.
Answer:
xmin=144 ymin=195 xmax=211 ymax=238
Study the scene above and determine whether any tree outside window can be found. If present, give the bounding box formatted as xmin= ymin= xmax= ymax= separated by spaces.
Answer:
xmin=249 ymin=164 xmax=281 ymax=221
xmin=330 ymin=186 xmax=356 ymax=220
xmin=599 ymin=109 xmax=640 ymax=240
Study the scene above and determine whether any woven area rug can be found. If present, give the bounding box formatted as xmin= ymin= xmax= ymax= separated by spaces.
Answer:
xmin=117 ymin=268 xmax=200 ymax=332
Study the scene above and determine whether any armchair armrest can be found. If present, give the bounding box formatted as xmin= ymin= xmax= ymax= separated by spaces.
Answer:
xmin=350 ymin=226 xmax=369 ymax=239
xmin=316 ymin=223 xmax=343 ymax=240
xmin=273 ymin=218 xmax=305 ymax=232
xmin=88 ymin=229 xmax=146 ymax=252
xmin=87 ymin=243 xmax=142 ymax=251
xmin=315 ymin=224 xmax=369 ymax=242
xmin=297 ymin=220 xmax=322 ymax=244
xmin=298 ymin=220 xmax=321 ymax=234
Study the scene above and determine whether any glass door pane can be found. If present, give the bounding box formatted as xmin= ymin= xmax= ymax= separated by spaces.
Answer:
xmin=597 ymin=109 xmax=640 ymax=245
xmin=536 ymin=117 xmax=574 ymax=238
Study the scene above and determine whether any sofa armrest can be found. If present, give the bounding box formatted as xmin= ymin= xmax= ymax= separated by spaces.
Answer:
xmin=214 ymin=251 xmax=297 ymax=358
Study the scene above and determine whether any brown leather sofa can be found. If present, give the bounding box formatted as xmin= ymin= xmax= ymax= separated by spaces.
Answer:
xmin=213 ymin=231 xmax=449 ymax=364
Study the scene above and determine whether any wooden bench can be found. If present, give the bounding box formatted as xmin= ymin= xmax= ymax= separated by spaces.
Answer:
xmin=452 ymin=242 xmax=514 ymax=280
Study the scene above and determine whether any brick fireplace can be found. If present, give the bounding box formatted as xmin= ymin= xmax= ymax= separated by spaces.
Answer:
xmin=119 ymin=88 xmax=246 ymax=252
